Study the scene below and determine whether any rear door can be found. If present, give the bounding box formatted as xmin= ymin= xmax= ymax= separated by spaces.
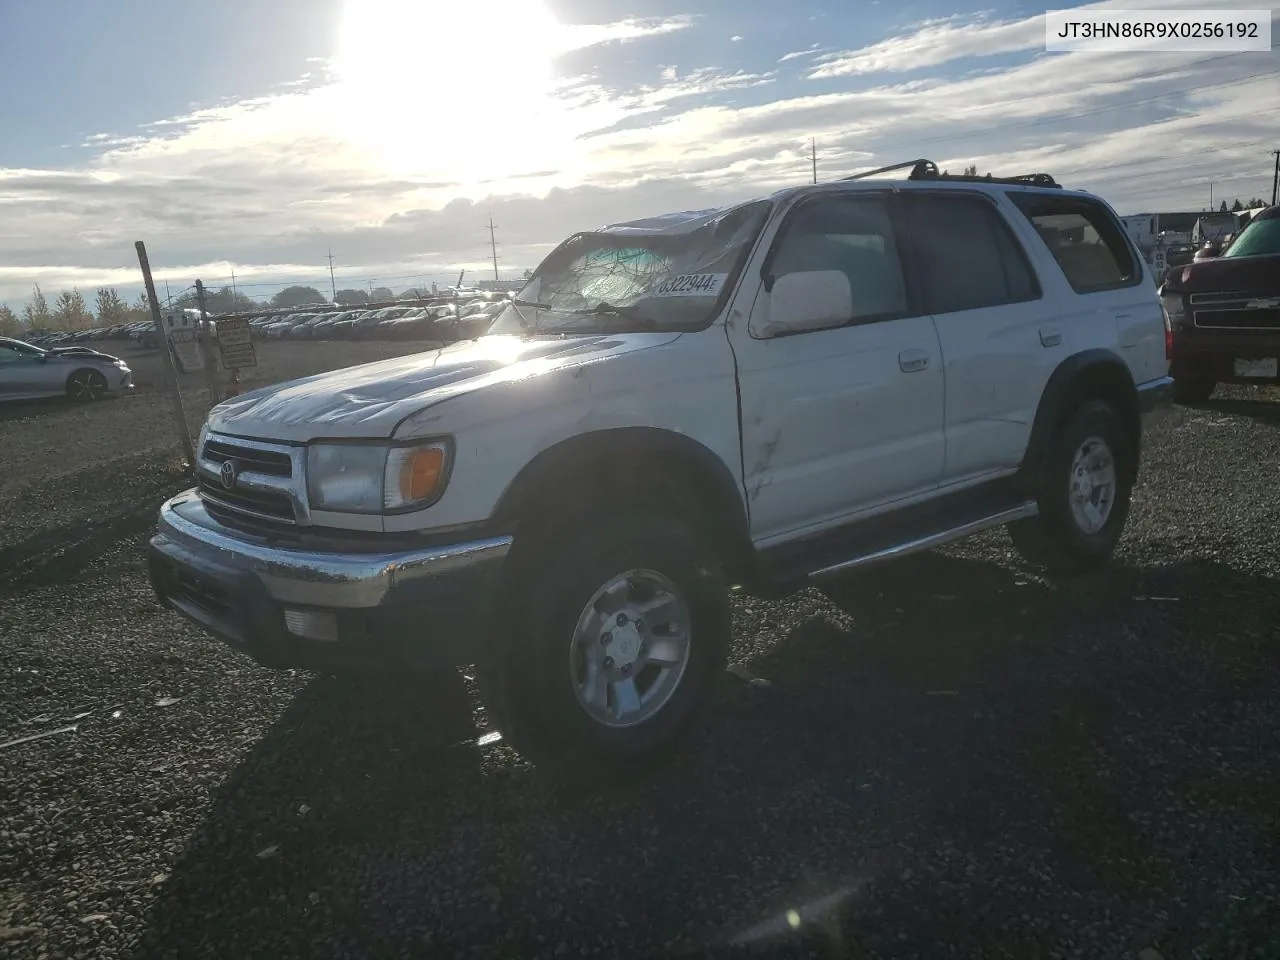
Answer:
xmin=1007 ymin=192 xmax=1165 ymax=387
xmin=898 ymin=190 xmax=1065 ymax=483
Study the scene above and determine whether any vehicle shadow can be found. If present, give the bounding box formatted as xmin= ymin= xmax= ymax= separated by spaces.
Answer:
xmin=1202 ymin=394 xmax=1280 ymax=425
xmin=129 ymin=549 xmax=1280 ymax=959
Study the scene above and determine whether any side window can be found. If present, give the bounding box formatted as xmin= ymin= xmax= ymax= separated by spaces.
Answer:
xmin=768 ymin=194 xmax=909 ymax=323
xmin=901 ymin=194 xmax=1041 ymax=314
xmin=1010 ymin=193 xmax=1139 ymax=293
xmin=0 ymin=345 xmax=24 ymax=363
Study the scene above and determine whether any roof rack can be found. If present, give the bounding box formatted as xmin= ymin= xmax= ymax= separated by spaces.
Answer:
xmin=841 ymin=158 xmax=1060 ymax=189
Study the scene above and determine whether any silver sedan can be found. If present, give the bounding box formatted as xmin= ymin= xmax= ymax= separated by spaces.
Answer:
xmin=0 ymin=337 xmax=133 ymax=403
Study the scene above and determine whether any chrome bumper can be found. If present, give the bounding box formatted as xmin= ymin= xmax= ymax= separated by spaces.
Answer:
xmin=148 ymin=489 xmax=512 ymax=671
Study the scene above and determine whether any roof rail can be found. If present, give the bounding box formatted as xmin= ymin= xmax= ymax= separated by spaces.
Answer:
xmin=841 ymin=158 xmax=1060 ymax=189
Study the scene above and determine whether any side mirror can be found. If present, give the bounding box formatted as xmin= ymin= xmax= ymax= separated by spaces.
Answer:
xmin=758 ymin=270 xmax=853 ymax=338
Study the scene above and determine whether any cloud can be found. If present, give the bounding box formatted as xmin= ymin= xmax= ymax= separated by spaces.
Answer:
xmin=3 ymin=3 xmax=1280 ymax=307
xmin=807 ymin=0 xmax=1269 ymax=77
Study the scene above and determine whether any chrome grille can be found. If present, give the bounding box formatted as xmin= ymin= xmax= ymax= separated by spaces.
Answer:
xmin=1192 ymin=292 xmax=1280 ymax=330
xmin=196 ymin=432 xmax=307 ymax=525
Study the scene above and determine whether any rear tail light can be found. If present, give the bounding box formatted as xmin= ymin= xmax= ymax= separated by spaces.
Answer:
xmin=1163 ymin=307 xmax=1173 ymax=361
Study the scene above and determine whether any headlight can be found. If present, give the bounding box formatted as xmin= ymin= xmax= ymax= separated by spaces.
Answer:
xmin=196 ymin=423 xmax=209 ymax=458
xmin=306 ymin=441 xmax=450 ymax=513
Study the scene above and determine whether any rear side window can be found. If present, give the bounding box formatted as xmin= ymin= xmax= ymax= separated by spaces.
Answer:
xmin=1010 ymin=193 xmax=1140 ymax=293
xmin=900 ymin=193 xmax=1041 ymax=314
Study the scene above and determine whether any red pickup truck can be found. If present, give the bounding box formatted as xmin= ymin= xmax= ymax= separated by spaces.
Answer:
xmin=1161 ymin=204 xmax=1280 ymax=403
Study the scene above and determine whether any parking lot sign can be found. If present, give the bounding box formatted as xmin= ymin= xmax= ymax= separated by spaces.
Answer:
xmin=216 ymin=317 xmax=257 ymax=369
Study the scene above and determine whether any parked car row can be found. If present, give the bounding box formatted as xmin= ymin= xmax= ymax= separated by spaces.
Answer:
xmin=239 ymin=296 xmax=510 ymax=343
xmin=22 ymin=294 xmax=516 ymax=351
xmin=25 ymin=320 xmax=159 ymax=349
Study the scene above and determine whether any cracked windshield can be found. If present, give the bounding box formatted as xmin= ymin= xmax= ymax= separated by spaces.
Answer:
xmin=491 ymin=200 xmax=772 ymax=334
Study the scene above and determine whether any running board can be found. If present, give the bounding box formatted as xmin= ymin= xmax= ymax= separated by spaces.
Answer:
xmin=806 ymin=502 xmax=1038 ymax=580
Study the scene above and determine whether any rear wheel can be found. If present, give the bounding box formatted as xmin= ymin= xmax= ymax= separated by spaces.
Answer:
xmin=478 ymin=511 xmax=728 ymax=781
xmin=1172 ymin=377 xmax=1215 ymax=404
xmin=67 ymin=369 xmax=108 ymax=402
xmin=1010 ymin=401 xmax=1133 ymax=574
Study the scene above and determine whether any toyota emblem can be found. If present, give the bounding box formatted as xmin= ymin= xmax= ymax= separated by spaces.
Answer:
xmin=219 ymin=459 xmax=238 ymax=490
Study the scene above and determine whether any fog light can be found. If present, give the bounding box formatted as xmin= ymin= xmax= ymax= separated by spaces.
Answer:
xmin=283 ymin=608 xmax=339 ymax=642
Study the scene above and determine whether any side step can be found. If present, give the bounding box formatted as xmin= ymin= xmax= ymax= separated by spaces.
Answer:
xmin=806 ymin=501 xmax=1036 ymax=579
xmin=753 ymin=479 xmax=1038 ymax=589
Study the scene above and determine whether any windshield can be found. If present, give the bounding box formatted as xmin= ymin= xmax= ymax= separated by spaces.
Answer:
xmin=489 ymin=199 xmax=772 ymax=335
xmin=1222 ymin=217 xmax=1280 ymax=258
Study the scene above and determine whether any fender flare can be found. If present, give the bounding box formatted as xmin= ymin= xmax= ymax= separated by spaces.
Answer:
xmin=1022 ymin=349 xmax=1140 ymax=476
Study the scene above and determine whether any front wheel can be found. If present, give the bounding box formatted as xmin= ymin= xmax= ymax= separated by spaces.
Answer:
xmin=478 ymin=511 xmax=729 ymax=780
xmin=1009 ymin=401 xmax=1134 ymax=574
xmin=67 ymin=369 xmax=108 ymax=402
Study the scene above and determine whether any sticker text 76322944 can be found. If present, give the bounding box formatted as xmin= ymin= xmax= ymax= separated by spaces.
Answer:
xmin=648 ymin=273 xmax=728 ymax=298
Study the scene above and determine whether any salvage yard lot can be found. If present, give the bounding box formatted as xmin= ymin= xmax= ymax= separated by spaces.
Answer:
xmin=2 ymin=356 xmax=1279 ymax=957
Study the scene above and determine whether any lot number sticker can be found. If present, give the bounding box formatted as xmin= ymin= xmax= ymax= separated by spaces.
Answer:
xmin=649 ymin=273 xmax=728 ymax=298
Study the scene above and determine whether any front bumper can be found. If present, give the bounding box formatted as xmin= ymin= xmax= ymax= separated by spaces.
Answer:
xmin=1170 ymin=334 xmax=1280 ymax=385
xmin=148 ymin=489 xmax=512 ymax=673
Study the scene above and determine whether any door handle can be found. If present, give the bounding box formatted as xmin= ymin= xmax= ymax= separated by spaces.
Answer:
xmin=898 ymin=350 xmax=929 ymax=373
xmin=1038 ymin=326 xmax=1062 ymax=348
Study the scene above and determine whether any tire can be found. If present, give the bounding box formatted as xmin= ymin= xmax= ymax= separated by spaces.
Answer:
xmin=478 ymin=510 xmax=729 ymax=781
xmin=1009 ymin=400 xmax=1134 ymax=574
xmin=1172 ymin=377 xmax=1215 ymax=404
xmin=66 ymin=369 xmax=108 ymax=403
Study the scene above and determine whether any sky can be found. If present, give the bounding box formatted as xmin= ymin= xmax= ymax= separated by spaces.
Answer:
xmin=1 ymin=0 xmax=1277 ymax=311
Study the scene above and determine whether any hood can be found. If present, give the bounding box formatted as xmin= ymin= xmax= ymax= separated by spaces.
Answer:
xmin=1164 ymin=253 xmax=1280 ymax=294
xmin=206 ymin=332 xmax=680 ymax=443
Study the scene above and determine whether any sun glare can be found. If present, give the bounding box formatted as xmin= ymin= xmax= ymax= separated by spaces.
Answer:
xmin=333 ymin=0 xmax=575 ymax=183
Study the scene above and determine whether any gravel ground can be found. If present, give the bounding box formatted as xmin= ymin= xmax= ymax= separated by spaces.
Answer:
xmin=1 ymin=385 xmax=1278 ymax=959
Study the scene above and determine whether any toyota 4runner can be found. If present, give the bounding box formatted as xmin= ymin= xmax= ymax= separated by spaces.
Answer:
xmin=149 ymin=159 xmax=1173 ymax=777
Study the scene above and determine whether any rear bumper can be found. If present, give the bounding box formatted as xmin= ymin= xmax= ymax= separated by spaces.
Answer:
xmin=1137 ymin=375 xmax=1173 ymax=425
xmin=148 ymin=489 xmax=511 ymax=673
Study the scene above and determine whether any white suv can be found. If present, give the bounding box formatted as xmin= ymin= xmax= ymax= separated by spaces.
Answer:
xmin=148 ymin=160 xmax=1172 ymax=778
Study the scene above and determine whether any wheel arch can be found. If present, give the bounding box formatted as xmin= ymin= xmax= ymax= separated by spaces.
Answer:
xmin=493 ymin=427 xmax=755 ymax=584
xmin=1023 ymin=349 xmax=1140 ymax=480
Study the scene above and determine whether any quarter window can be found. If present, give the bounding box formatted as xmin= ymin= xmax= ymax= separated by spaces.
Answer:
xmin=768 ymin=195 xmax=910 ymax=324
xmin=1010 ymin=193 xmax=1139 ymax=293
xmin=900 ymin=194 xmax=1041 ymax=314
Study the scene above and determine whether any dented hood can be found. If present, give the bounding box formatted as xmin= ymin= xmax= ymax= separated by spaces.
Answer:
xmin=205 ymin=332 xmax=679 ymax=442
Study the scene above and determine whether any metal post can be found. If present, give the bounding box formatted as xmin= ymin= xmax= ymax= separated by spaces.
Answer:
xmin=195 ymin=279 xmax=221 ymax=409
xmin=1271 ymin=150 xmax=1279 ymax=207
xmin=135 ymin=241 xmax=196 ymax=470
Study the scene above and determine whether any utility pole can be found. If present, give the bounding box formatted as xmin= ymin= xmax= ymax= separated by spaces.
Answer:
xmin=326 ymin=249 xmax=337 ymax=300
xmin=230 ymin=267 xmax=237 ymax=301
xmin=811 ymin=138 xmax=818 ymax=185
xmin=487 ymin=215 xmax=500 ymax=281
xmin=1208 ymin=181 xmax=1214 ymax=211
xmin=164 ymin=278 xmax=172 ymax=306
xmin=1271 ymin=150 xmax=1279 ymax=207
xmin=135 ymin=242 xmax=195 ymax=470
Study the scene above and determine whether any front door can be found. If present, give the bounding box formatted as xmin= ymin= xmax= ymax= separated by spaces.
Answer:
xmin=728 ymin=191 xmax=946 ymax=545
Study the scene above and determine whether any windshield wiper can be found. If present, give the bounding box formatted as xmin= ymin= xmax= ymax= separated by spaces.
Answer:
xmin=510 ymin=296 xmax=552 ymax=309
xmin=566 ymin=301 xmax=657 ymax=330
